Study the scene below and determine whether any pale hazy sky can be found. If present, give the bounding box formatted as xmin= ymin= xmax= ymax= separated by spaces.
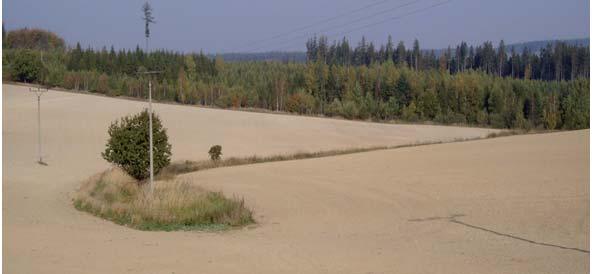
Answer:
xmin=3 ymin=0 xmax=590 ymax=53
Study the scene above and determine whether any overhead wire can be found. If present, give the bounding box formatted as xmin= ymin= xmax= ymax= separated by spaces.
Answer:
xmin=242 ymin=0 xmax=423 ymax=53
xmin=244 ymin=0 xmax=451 ymax=53
xmin=228 ymin=0 xmax=396 ymax=51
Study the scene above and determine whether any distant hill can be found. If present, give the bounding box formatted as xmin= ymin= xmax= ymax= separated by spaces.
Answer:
xmin=505 ymin=38 xmax=589 ymax=53
xmin=216 ymin=38 xmax=588 ymax=62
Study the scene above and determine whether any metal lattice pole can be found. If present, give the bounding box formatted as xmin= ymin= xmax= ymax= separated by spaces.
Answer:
xmin=29 ymin=87 xmax=47 ymax=165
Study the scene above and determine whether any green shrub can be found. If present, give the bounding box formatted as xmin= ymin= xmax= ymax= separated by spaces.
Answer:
xmin=488 ymin=113 xmax=507 ymax=128
xmin=383 ymin=97 xmax=400 ymax=119
xmin=215 ymin=88 xmax=241 ymax=108
xmin=340 ymin=100 xmax=359 ymax=119
xmin=42 ymin=59 xmax=66 ymax=87
xmin=102 ymin=110 xmax=172 ymax=181
xmin=285 ymin=90 xmax=316 ymax=114
xmin=208 ymin=145 xmax=222 ymax=161
xmin=325 ymin=98 xmax=343 ymax=117
xmin=358 ymin=93 xmax=378 ymax=120
xmin=561 ymin=79 xmax=590 ymax=129
xmin=2 ymin=52 xmax=13 ymax=81
xmin=10 ymin=49 xmax=43 ymax=82
xmin=401 ymin=101 xmax=420 ymax=121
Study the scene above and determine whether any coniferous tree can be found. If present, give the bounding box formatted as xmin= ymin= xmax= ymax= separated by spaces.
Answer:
xmin=412 ymin=39 xmax=420 ymax=71
xmin=396 ymin=41 xmax=406 ymax=66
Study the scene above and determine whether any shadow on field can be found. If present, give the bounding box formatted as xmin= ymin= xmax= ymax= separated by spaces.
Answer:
xmin=408 ymin=214 xmax=589 ymax=254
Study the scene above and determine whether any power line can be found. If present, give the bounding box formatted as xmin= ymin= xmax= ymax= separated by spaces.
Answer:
xmin=244 ymin=0 xmax=422 ymax=53
xmin=246 ymin=0 xmax=451 ymax=53
xmin=227 ymin=0 xmax=395 ymax=52
xmin=332 ymin=0 xmax=451 ymax=39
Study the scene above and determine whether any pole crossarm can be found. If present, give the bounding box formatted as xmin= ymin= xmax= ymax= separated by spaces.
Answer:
xmin=29 ymin=86 xmax=48 ymax=96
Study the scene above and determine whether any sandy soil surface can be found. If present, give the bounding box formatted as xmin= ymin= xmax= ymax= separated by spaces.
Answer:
xmin=3 ymin=84 xmax=588 ymax=273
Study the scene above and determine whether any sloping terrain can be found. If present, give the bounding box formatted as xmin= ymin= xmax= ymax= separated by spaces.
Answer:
xmin=3 ymin=84 xmax=587 ymax=273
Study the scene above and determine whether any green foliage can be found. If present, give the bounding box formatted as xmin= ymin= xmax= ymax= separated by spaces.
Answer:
xmin=340 ymin=100 xmax=360 ymax=119
xmin=208 ymin=145 xmax=222 ymax=161
xmin=41 ymin=52 xmax=67 ymax=87
xmin=326 ymin=98 xmax=343 ymax=117
xmin=383 ymin=97 xmax=400 ymax=119
xmin=2 ymin=51 xmax=13 ymax=81
xmin=307 ymin=36 xmax=590 ymax=81
xmin=543 ymin=95 xmax=559 ymax=130
xmin=285 ymin=90 xmax=316 ymax=114
xmin=102 ymin=110 xmax=172 ymax=181
xmin=9 ymin=50 xmax=43 ymax=82
xmin=418 ymin=89 xmax=440 ymax=119
xmin=3 ymin=30 xmax=589 ymax=130
xmin=358 ymin=93 xmax=379 ymax=120
xmin=401 ymin=101 xmax=420 ymax=122
xmin=561 ymin=79 xmax=590 ymax=129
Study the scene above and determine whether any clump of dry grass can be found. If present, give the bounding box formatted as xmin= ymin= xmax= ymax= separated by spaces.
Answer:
xmin=485 ymin=129 xmax=548 ymax=138
xmin=486 ymin=130 xmax=522 ymax=138
xmin=74 ymin=168 xmax=253 ymax=231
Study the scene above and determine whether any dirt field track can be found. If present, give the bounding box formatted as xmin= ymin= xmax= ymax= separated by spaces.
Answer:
xmin=3 ymin=84 xmax=589 ymax=273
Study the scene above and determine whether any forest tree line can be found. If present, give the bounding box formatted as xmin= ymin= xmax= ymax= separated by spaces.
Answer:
xmin=306 ymin=35 xmax=590 ymax=81
xmin=3 ymin=28 xmax=589 ymax=130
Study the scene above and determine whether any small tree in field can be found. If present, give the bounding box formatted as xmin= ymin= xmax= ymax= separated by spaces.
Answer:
xmin=208 ymin=145 xmax=222 ymax=161
xmin=102 ymin=109 xmax=172 ymax=181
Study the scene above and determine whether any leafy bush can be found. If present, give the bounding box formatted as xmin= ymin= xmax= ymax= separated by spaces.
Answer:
xmin=208 ymin=145 xmax=222 ymax=161
xmin=340 ymin=100 xmax=360 ymax=119
xmin=102 ymin=110 xmax=172 ymax=181
xmin=215 ymin=87 xmax=242 ymax=108
xmin=41 ymin=52 xmax=67 ymax=87
xmin=358 ymin=93 xmax=378 ymax=120
xmin=2 ymin=52 xmax=13 ymax=81
xmin=401 ymin=101 xmax=420 ymax=121
xmin=488 ymin=113 xmax=507 ymax=128
xmin=10 ymin=50 xmax=44 ymax=82
xmin=382 ymin=97 xmax=400 ymax=119
xmin=325 ymin=98 xmax=343 ymax=117
xmin=561 ymin=79 xmax=589 ymax=129
xmin=285 ymin=90 xmax=316 ymax=114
